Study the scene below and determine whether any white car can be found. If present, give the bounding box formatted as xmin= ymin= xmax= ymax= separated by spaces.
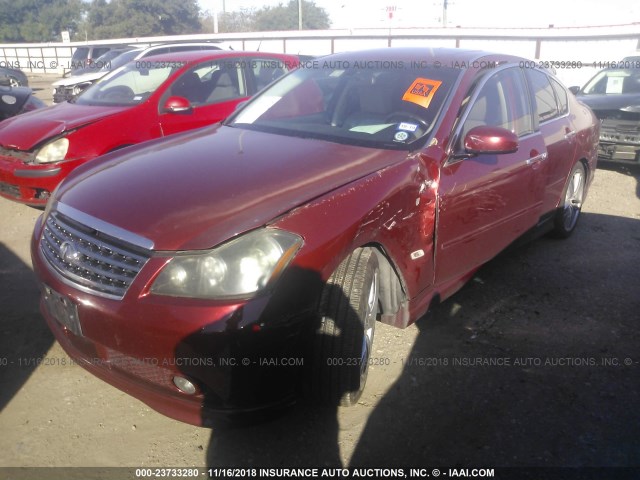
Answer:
xmin=52 ymin=43 xmax=224 ymax=103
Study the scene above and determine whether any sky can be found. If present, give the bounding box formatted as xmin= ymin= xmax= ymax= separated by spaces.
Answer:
xmin=199 ymin=0 xmax=640 ymax=29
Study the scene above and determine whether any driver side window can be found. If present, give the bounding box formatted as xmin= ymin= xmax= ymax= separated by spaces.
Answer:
xmin=170 ymin=61 xmax=246 ymax=107
xmin=461 ymin=67 xmax=533 ymax=144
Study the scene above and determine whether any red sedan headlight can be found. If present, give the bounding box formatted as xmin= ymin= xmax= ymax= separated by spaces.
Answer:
xmin=151 ymin=228 xmax=303 ymax=300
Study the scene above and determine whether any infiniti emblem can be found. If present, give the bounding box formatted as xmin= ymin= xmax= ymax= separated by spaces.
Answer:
xmin=60 ymin=241 xmax=81 ymax=265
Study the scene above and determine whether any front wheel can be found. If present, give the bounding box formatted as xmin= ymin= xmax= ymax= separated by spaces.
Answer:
xmin=551 ymin=162 xmax=586 ymax=238
xmin=311 ymin=247 xmax=379 ymax=406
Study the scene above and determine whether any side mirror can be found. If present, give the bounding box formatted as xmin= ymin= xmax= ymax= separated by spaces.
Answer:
xmin=568 ymin=86 xmax=580 ymax=95
xmin=464 ymin=125 xmax=518 ymax=155
xmin=163 ymin=96 xmax=192 ymax=114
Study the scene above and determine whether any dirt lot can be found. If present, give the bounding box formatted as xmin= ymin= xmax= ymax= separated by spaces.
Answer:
xmin=0 ymin=75 xmax=639 ymax=476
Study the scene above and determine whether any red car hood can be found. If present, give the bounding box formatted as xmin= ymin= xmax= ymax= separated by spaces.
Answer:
xmin=57 ymin=125 xmax=407 ymax=251
xmin=0 ymin=102 xmax=129 ymax=150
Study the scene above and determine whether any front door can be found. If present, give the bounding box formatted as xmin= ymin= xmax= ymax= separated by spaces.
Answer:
xmin=159 ymin=59 xmax=248 ymax=136
xmin=435 ymin=66 xmax=547 ymax=284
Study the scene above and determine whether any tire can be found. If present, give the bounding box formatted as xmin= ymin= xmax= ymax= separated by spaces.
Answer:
xmin=551 ymin=162 xmax=586 ymax=238
xmin=8 ymin=76 xmax=20 ymax=87
xmin=311 ymin=247 xmax=379 ymax=406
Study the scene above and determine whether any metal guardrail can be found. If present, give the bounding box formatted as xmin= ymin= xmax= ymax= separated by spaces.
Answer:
xmin=1 ymin=25 xmax=638 ymax=86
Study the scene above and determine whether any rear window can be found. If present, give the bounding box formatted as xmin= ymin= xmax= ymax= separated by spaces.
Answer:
xmin=528 ymin=69 xmax=559 ymax=123
xmin=550 ymin=77 xmax=568 ymax=115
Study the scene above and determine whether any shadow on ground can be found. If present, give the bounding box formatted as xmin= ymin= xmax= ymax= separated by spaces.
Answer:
xmin=205 ymin=211 xmax=640 ymax=467
xmin=0 ymin=243 xmax=53 ymax=411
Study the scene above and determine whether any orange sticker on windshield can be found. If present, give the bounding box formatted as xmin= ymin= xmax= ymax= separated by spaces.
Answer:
xmin=402 ymin=78 xmax=442 ymax=109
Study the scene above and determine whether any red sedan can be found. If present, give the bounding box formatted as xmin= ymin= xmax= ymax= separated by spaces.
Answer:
xmin=0 ymin=50 xmax=298 ymax=206
xmin=31 ymin=48 xmax=599 ymax=425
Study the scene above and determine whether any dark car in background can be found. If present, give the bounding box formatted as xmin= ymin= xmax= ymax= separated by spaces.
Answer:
xmin=0 ymin=65 xmax=29 ymax=87
xmin=30 ymin=47 xmax=599 ymax=425
xmin=573 ymin=68 xmax=640 ymax=164
xmin=0 ymin=78 xmax=45 ymax=121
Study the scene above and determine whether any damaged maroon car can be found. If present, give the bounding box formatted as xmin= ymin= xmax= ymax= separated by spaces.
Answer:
xmin=31 ymin=48 xmax=599 ymax=426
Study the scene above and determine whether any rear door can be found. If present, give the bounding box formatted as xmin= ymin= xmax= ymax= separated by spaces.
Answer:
xmin=435 ymin=66 xmax=547 ymax=284
xmin=525 ymin=69 xmax=577 ymax=213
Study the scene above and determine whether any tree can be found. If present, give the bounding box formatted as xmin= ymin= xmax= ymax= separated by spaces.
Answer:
xmin=85 ymin=0 xmax=201 ymax=39
xmin=201 ymin=8 xmax=257 ymax=34
xmin=201 ymin=1 xmax=329 ymax=34
xmin=0 ymin=0 xmax=85 ymax=42
xmin=253 ymin=0 xmax=330 ymax=32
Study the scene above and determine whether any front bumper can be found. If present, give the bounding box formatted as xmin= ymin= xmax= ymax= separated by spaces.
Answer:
xmin=31 ymin=216 xmax=309 ymax=426
xmin=0 ymin=155 xmax=80 ymax=206
xmin=53 ymin=87 xmax=75 ymax=104
xmin=597 ymin=119 xmax=640 ymax=164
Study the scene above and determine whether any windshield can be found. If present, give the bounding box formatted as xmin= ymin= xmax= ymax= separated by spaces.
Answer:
xmin=228 ymin=63 xmax=461 ymax=150
xmin=74 ymin=60 xmax=182 ymax=106
xmin=583 ymin=69 xmax=640 ymax=95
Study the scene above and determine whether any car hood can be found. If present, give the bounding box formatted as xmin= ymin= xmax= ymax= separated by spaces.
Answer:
xmin=0 ymin=102 xmax=129 ymax=150
xmin=57 ymin=125 xmax=407 ymax=251
xmin=577 ymin=93 xmax=640 ymax=115
xmin=52 ymin=71 xmax=106 ymax=87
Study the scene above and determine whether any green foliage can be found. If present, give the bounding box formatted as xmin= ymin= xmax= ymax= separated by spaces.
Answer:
xmin=201 ymin=0 xmax=330 ymax=34
xmin=84 ymin=0 xmax=201 ymax=39
xmin=253 ymin=0 xmax=330 ymax=31
xmin=0 ymin=0 xmax=85 ymax=42
xmin=0 ymin=0 xmax=201 ymax=41
xmin=0 ymin=0 xmax=330 ymax=42
xmin=201 ymin=8 xmax=257 ymax=34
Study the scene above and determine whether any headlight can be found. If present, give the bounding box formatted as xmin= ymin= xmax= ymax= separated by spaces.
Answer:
xmin=151 ymin=229 xmax=303 ymax=299
xmin=72 ymin=83 xmax=91 ymax=96
xmin=35 ymin=138 xmax=69 ymax=164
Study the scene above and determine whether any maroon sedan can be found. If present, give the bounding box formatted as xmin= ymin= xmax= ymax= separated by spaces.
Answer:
xmin=0 ymin=50 xmax=298 ymax=206
xmin=31 ymin=48 xmax=599 ymax=425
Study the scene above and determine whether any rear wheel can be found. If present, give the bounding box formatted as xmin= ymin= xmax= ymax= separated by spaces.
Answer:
xmin=8 ymin=76 xmax=20 ymax=87
xmin=311 ymin=247 xmax=379 ymax=406
xmin=552 ymin=162 xmax=586 ymax=238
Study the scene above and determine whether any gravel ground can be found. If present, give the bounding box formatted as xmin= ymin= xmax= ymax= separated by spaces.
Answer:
xmin=0 ymin=74 xmax=638 ymax=477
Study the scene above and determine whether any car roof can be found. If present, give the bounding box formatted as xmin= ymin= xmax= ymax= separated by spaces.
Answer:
xmin=137 ymin=49 xmax=298 ymax=63
xmin=321 ymin=47 xmax=523 ymax=65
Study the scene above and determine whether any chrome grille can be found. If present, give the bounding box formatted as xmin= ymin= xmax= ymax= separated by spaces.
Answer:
xmin=40 ymin=211 xmax=151 ymax=299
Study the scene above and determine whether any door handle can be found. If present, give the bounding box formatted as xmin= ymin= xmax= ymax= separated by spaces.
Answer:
xmin=526 ymin=152 xmax=547 ymax=165
xmin=564 ymin=130 xmax=576 ymax=140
